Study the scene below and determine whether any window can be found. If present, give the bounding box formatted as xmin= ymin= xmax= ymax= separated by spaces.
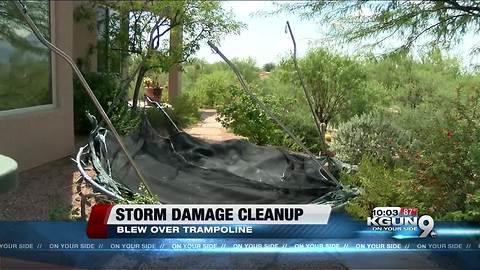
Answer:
xmin=0 ymin=0 xmax=52 ymax=112
xmin=96 ymin=7 xmax=109 ymax=73
xmin=96 ymin=7 xmax=122 ymax=74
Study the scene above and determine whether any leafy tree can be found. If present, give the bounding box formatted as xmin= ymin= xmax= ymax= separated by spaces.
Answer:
xmin=231 ymin=57 xmax=261 ymax=83
xmin=280 ymin=48 xmax=367 ymax=127
xmin=181 ymin=58 xmax=210 ymax=89
xmin=263 ymin=62 xmax=276 ymax=72
xmin=76 ymin=1 xmax=244 ymax=108
xmin=188 ymin=69 xmax=235 ymax=107
xmin=364 ymin=48 xmax=462 ymax=109
xmin=182 ymin=57 xmax=261 ymax=107
xmin=276 ymin=1 xmax=480 ymax=53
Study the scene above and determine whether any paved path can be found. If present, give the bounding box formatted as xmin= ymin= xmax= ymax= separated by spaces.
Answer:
xmin=184 ymin=109 xmax=243 ymax=142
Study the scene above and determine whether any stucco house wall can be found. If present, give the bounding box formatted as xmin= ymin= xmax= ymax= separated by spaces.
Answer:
xmin=0 ymin=1 xmax=97 ymax=171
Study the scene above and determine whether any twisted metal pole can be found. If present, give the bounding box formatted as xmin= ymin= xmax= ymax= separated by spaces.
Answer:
xmin=13 ymin=0 xmax=154 ymax=197
xmin=285 ymin=21 xmax=327 ymax=152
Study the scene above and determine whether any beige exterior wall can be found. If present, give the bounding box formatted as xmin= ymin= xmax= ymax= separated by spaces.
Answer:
xmin=0 ymin=2 xmax=75 ymax=171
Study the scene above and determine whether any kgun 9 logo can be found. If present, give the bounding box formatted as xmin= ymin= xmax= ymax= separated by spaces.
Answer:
xmin=367 ymin=207 xmax=435 ymax=238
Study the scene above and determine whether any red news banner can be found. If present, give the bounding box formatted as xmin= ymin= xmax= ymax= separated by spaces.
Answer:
xmin=86 ymin=204 xmax=332 ymax=238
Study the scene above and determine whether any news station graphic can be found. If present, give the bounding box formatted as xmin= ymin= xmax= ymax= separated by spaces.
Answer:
xmin=367 ymin=207 xmax=435 ymax=238
xmin=87 ymin=204 xmax=332 ymax=239
xmin=0 ymin=213 xmax=479 ymax=269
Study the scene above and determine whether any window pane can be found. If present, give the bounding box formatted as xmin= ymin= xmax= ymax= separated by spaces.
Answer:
xmin=0 ymin=1 xmax=52 ymax=111
xmin=96 ymin=7 xmax=122 ymax=74
xmin=96 ymin=7 xmax=108 ymax=72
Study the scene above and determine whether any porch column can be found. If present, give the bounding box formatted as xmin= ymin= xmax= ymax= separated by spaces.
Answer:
xmin=168 ymin=21 xmax=183 ymax=101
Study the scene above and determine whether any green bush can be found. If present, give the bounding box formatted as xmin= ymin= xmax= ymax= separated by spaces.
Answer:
xmin=263 ymin=62 xmax=276 ymax=72
xmin=74 ymin=72 xmax=140 ymax=135
xmin=344 ymin=89 xmax=480 ymax=222
xmin=279 ymin=48 xmax=370 ymax=126
xmin=444 ymin=189 xmax=480 ymax=221
xmin=188 ymin=70 xmax=236 ymax=107
xmin=74 ymin=72 xmax=117 ymax=134
xmin=48 ymin=206 xmax=72 ymax=221
xmin=364 ymin=49 xmax=461 ymax=109
xmin=400 ymin=88 xmax=480 ymax=221
xmin=341 ymin=158 xmax=419 ymax=219
xmin=230 ymin=57 xmax=261 ymax=84
xmin=147 ymin=93 xmax=201 ymax=129
xmin=331 ymin=112 xmax=413 ymax=165
xmin=110 ymin=105 xmax=141 ymax=136
xmin=216 ymin=85 xmax=322 ymax=153
xmin=119 ymin=184 xmax=160 ymax=204
xmin=216 ymin=85 xmax=287 ymax=145
xmin=280 ymin=108 xmax=324 ymax=153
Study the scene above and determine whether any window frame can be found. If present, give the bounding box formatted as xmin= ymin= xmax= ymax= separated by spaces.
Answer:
xmin=0 ymin=1 xmax=56 ymax=116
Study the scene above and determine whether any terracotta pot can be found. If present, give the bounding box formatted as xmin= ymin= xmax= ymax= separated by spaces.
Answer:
xmin=145 ymin=86 xmax=157 ymax=101
xmin=153 ymin=87 xmax=163 ymax=101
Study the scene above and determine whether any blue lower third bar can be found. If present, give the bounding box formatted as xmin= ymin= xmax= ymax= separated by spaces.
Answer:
xmin=108 ymin=224 xmax=358 ymax=238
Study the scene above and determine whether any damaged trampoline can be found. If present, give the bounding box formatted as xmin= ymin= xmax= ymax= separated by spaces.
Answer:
xmin=76 ymin=109 xmax=357 ymax=206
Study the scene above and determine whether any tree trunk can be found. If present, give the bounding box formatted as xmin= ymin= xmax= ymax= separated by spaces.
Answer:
xmin=119 ymin=11 xmax=130 ymax=87
xmin=132 ymin=64 xmax=147 ymax=109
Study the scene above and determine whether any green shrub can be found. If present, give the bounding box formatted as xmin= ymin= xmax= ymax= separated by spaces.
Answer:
xmin=147 ymin=93 xmax=201 ymax=129
xmin=188 ymin=70 xmax=236 ymax=107
xmin=280 ymin=108 xmax=324 ymax=153
xmin=345 ymin=89 xmax=480 ymax=222
xmin=341 ymin=157 xmax=420 ymax=220
xmin=331 ymin=112 xmax=413 ymax=165
xmin=230 ymin=57 xmax=261 ymax=84
xmin=74 ymin=72 xmax=118 ymax=134
xmin=443 ymin=189 xmax=480 ymax=221
xmin=257 ymin=69 xmax=297 ymax=98
xmin=279 ymin=48 xmax=370 ymax=126
xmin=119 ymin=184 xmax=160 ymax=204
xmin=216 ymin=85 xmax=287 ymax=145
xmin=48 ymin=199 xmax=73 ymax=221
xmin=216 ymin=85 xmax=322 ymax=153
xmin=167 ymin=93 xmax=201 ymax=128
xmin=110 ymin=105 xmax=142 ymax=136
xmin=263 ymin=62 xmax=276 ymax=72
xmin=48 ymin=206 xmax=72 ymax=221
xmin=401 ymin=88 xmax=480 ymax=221
xmin=182 ymin=58 xmax=264 ymax=108
xmin=74 ymin=72 xmax=140 ymax=135
xmin=364 ymin=49 xmax=461 ymax=109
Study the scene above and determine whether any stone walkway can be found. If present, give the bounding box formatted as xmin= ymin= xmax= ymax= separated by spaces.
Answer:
xmin=184 ymin=109 xmax=243 ymax=142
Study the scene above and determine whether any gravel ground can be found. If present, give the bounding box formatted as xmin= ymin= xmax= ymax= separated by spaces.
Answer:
xmin=0 ymin=157 xmax=75 ymax=221
xmin=0 ymin=134 xmax=100 ymax=221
